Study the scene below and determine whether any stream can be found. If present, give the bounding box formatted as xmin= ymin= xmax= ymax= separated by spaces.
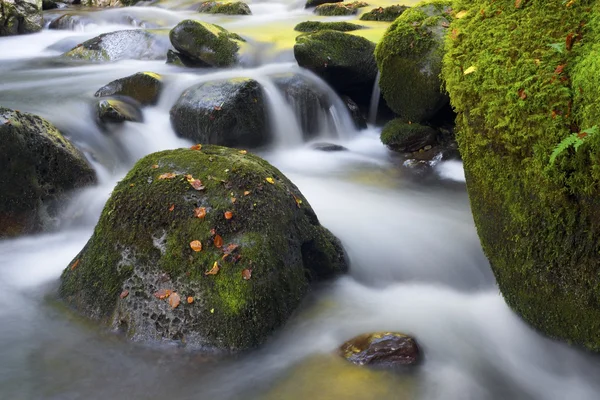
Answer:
xmin=2 ymin=1 xmax=600 ymax=399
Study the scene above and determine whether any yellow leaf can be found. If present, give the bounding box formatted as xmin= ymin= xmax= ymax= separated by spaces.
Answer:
xmin=169 ymin=292 xmax=181 ymax=308
xmin=205 ymin=261 xmax=220 ymax=275
xmin=158 ymin=172 xmax=177 ymax=180
xmin=190 ymin=240 xmax=202 ymax=252
xmin=463 ymin=66 xmax=477 ymax=75
xmin=266 ymin=177 xmax=275 ymax=184
xmin=456 ymin=10 xmax=468 ymax=18
xmin=210 ymin=308 xmax=214 ymax=313
xmin=239 ymin=150 xmax=247 ymax=155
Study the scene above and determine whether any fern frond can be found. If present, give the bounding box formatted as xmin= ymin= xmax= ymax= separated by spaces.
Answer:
xmin=549 ymin=134 xmax=581 ymax=165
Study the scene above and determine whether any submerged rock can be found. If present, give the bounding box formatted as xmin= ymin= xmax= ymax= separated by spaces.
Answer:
xmin=381 ymin=119 xmax=437 ymax=152
xmin=197 ymin=1 xmax=251 ymax=15
xmin=95 ymin=72 xmax=163 ymax=106
xmin=96 ymin=98 xmax=143 ymax=125
xmin=59 ymin=146 xmax=347 ymax=351
xmin=170 ymin=78 xmax=268 ymax=147
xmin=169 ymin=20 xmax=244 ymax=67
xmin=375 ymin=1 xmax=451 ymax=122
xmin=62 ymin=29 xmax=172 ymax=62
xmin=0 ymin=0 xmax=43 ymax=36
xmin=339 ymin=332 xmax=420 ymax=367
xmin=311 ymin=142 xmax=347 ymax=152
xmin=294 ymin=21 xmax=364 ymax=33
xmin=360 ymin=5 xmax=408 ymax=21
xmin=0 ymin=108 xmax=96 ymax=237
xmin=313 ymin=2 xmax=368 ymax=16
xmin=48 ymin=14 xmax=94 ymax=30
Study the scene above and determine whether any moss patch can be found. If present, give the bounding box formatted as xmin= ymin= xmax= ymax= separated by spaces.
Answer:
xmin=360 ymin=5 xmax=408 ymax=21
xmin=294 ymin=21 xmax=365 ymax=33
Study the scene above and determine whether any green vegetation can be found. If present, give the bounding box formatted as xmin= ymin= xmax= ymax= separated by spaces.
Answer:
xmin=197 ymin=1 xmax=252 ymax=15
xmin=294 ymin=21 xmax=364 ymax=33
xmin=360 ymin=5 xmax=408 ymax=22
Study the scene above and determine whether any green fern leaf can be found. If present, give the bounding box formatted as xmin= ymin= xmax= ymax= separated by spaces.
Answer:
xmin=549 ymin=134 xmax=580 ymax=164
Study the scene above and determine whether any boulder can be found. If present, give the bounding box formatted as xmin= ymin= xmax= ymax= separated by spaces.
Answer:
xmin=166 ymin=49 xmax=206 ymax=67
xmin=62 ymin=29 xmax=172 ymax=62
xmin=304 ymin=0 xmax=341 ymax=8
xmin=313 ymin=2 xmax=368 ymax=16
xmin=294 ymin=30 xmax=377 ymax=102
xmin=380 ymin=119 xmax=437 ymax=152
xmin=95 ymin=72 xmax=162 ymax=106
xmin=294 ymin=21 xmax=364 ymax=33
xmin=311 ymin=142 xmax=347 ymax=152
xmin=169 ymin=20 xmax=244 ymax=67
xmin=197 ymin=1 xmax=251 ymax=15
xmin=170 ymin=78 xmax=269 ymax=148
xmin=442 ymin=0 xmax=600 ymax=350
xmin=0 ymin=0 xmax=43 ymax=36
xmin=48 ymin=14 xmax=93 ymax=31
xmin=360 ymin=5 xmax=408 ymax=21
xmin=0 ymin=108 xmax=96 ymax=237
xmin=96 ymin=98 xmax=143 ymax=125
xmin=339 ymin=332 xmax=420 ymax=367
xmin=375 ymin=1 xmax=452 ymax=122
xmin=59 ymin=146 xmax=347 ymax=351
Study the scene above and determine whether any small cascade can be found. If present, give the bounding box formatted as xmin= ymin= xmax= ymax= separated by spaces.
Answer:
xmin=368 ymin=71 xmax=381 ymax=125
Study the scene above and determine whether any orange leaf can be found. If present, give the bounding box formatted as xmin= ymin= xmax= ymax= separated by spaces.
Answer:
xmin=515 ymin=0 xmax=522 ymax=8
xmin=169 ymin=292 xmax=181 ymax=308
xmin=518 ymin=89 xmax=527 ymax=100
xmin=190 ymin=144 xmax=202 ymax=151
xmin=231 ymin=197 xmax=236 ymax=204
xmin=554 ymin=64 xmax=565 ymax=74
xmin=224 ymin=211 xmax=233 ymax=220
xmin=244 ymin=191 xmax=251 ymax=196
xmin=188 ymin=179 xmax=205 ymax=191
xmin=224 ymin=243 xmax=239 ymax=254
xmin=205 ymin=261 xmax=220 ymax=275
xmin=190 ymin=240 xmax=202 ymax=252
xmin=169 ymin=204 xmax=175 ymax=212
xmin=578 ymin=132 xmax=588 ymax=139
xmin=151 ymin=164 xmax=159 ymax=169
xmin=158 ymin=172 xmax=177 ymax=180
xmin=214 ymin=234 xmax=224 ymax=248
xmin=566 ymin=33 xmax=574 ymax=51
xmin=242 ymin=269 xmax=252 ymax=280
xmin=154 ymin=289 xmax=171 ymax=299
xmin=120 ymin=290 xmax=129 ymax=299
xmin=70 ymin=258 xmax=80 ymax=271
xmin=187 ymin=296 xmax=194 ymax=304
xmin=194 ymin=207 xmax=206 ymax=219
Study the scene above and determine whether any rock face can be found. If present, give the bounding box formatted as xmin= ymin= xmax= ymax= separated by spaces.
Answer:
xmin=170 ymin=78 xmax=268 ymax=148
xmin=197 ymin=1 xmax=251 ymax=15
xmin=96 ymin=98 xmax=143 ymax=125
xmin=59 ymin=146 xmax=347 ymax=351
xmin=294 ymin=21 xmax=364 ymax=33
xmin=169 ymin=20 xmax=244 ymax=67
xmin=339 ymin=332 xmax=420 ymax=367
xmin=0 ymin=108 xmax=96 ymax=237
xmin=375 ymin=1 xmax=451 ymax=122
xmin=294 ymin=30 xmax=377 ymax=102
xmin=95 ymin=72 xmax=163 ymax=106
xmin=0 ymin=0 xmax=43 ymax=36
xmin=360 ymin=5 xmax=408 ymax=21
xmin=62 ymin=29 xmax=172 ymax=62
xmin=381 ymin=119 xmax=437 ymax=152
xmin=442 ymin=1 xmax=600 ymax=350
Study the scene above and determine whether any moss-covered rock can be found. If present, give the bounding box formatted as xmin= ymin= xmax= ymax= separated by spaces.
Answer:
xmin=0 ymin=0 xmax=42 ymax=36
xmin=360 ymin=5 xmax=408 ymax=21
xmin=313 ymin=2 xmax=368 ymax=16
xmin=62 ymin=29 xmax=172 ymax=62
xmin=381 ymin=119 xmax=437 ymax=152
xmin=170 ymin=78 xmax=269 ymax=148
xmin=0 ymin=108 xmax=96 ymax=237
xmin=304 ymin=0 xmax=341 ymax=8
xmin=59 ymin=146 xmax=347 ymax=351
xmin=197 ymin=1 xmax=251 ymax=15
xmin=96 ymin=98 xmax=143 ymax=126
xmin=95 ymin=72 xmax=163 ymax=106
xmin=169 ymin=20 xmax=244 ymax=68
xmin=339 ymin=332 xmax=420 ymax=367
xmin=294 ymin=21 xmax=364 ymax=33
xmin=294 ymin=30 xmax=377 ymax=101
xmin=375 ymin=1 xmax=452 ymax=123
xmin=442 ymin=0 xmax=600 ymax=350
xmin=48 ymin=13 xmax=93 ymax=30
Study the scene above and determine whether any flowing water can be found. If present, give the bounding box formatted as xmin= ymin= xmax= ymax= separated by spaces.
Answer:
xmin=2 ymin=1 xmax=600 ymax=399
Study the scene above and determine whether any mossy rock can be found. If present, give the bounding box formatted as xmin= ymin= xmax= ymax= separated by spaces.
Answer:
xmin=0 ymin=107 xmax=96 ymax=237
xmin=360 ymin=5 xmax=408 ymax=22
xmin=0 ymin=0 xmax=42 ymax=36
xmin=442 ymin=1 xmax=600 ymax=350
xmin=294 ymin=21 xmax=364 ymax=33
xmin=96 ymin=98 xmax=143 ymax=125
xmin=95 ymin=72 xmax=163 ymax=106
xmin=169 ymin=19 xmax=244 ymax=67
xmin=48 ymin=14 xmax=94 ymax=30
xmin=381 ymin=119 xmax=437 ymax=152
xmin=304 ymin=0 xmax=341 ymax=8
xmin=197 ymin=1 xmax=251 ymax=15
xmin=294 ymin=30 xmax=377 ymax=101
xmin=62 ymin=29 xmax=173 ymax=62
xmin=313 ymin=2 xmax=368 ymax=16
xmin=170 ymin=78 xmax=269 ymax=148
xmin=58 ymin=146 xmax=347 ymax=351
xmin=339 ymin=332 xmax=420 ymax=367
xmin=375 ymin=0 xmax=452 ymax=123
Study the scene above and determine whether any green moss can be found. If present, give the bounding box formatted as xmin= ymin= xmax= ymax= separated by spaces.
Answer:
xmin=294 ymin=21 xmax=364 ymax=33
xmin=198 ymin=1 xmax=251 ymax=15
xmin=380 ymin=119 xmax=437 ymax=152
xmin=314 ymin=2 xmax=368 ymax=16
xmin=95 ymin=72 xmax=162 ymax=106
xmin=360 ymin=5 xmax=408 ymax=22
xmin=442 ymin=0 xmax=600 ymax=350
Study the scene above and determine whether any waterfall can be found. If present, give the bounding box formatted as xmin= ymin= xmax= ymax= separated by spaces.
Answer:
xmin=368 ymin=71 xmax=381 ymax=125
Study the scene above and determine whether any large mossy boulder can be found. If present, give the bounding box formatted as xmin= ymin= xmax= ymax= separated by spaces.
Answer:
xmin=443 ymin=1 xmax=600 ymax=350
xmin=0 ymin=0 xmax=42 ymax=36
xmin=360 ymin=5 xmax=408 ymax=21
xmin=375 ymin=1 xmax=452 ymax=122
xmin=313 ymin=2 xmax=367 ymax=16
xmin=0 ymin=108 xmax=96 ymax=237
xmin=95 ymin=72 xmax=163 ymax=106
xmin=170 ymin=78 xmax=268 ymax=148
xmin=381 ymin=119 xmax=437 ymax=152
xmin=294 ymin=30 xmax=377 ymax=102
xmin=294 ymin=21 xmax=364 ymax=33
xmin=197 ymin=1 xmax=251 ymax=15
xmin=62 ymin=29 xmax=172 ymax=62
xmin=169 ymin=20 xmax=244 ymax=67
xmin=59 ymin=146 xmax=347 ymax=350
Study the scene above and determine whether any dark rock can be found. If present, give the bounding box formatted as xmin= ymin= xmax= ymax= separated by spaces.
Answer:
xmin=0 ymin=0 xmax=43 ymax=36
xmin=48 ymin=14 xmax=94 ymax=30
xmin=0 ymin=107 xmax=96 ymax=237
xmin=96 ymin=98 xmax=144 ymax=125
xmin=58 ymin=146 xmax=347 ymax=351
xmin=341 ymin=95 xmax=367 ymax=130
xmin=95 ymin=72 xmax=162 ymax=106
xmin=339 ymin=332 xmax=420 ymax=367
xmin=304 ymin=0 xmax=341 ymax=8
xmin=197 ymin=1 xmax=251 ymax=15
xmin=311 ymin=142 xmax=348 ymax=152
xmin=294 ymin=21 xmax=364 ymax=33
xmin=170 ymin=78 xmax=268 ymax=147
xmin=360 ymin=5 xmax=408 ymax=21
xmin=381 ymin=119 xmax=437 ymax=152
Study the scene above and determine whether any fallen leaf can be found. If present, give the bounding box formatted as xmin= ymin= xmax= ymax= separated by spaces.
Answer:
xmin=515 ymin=0 xmax=522 ymax=8
xmin=441 ymin=21 xmax=450 ymax=28
xmin=292 ymin=193 xmax=303 ymax=208
xmin=244 ymin=191 xmax=251 ymax=196
xmin=154 ymin=289 xmax=171 ymax=299
xmin=242 ymin=269 xmax=252 ymax=280
xmin=238 ymin=150 xmax=247 ymax=155
xmin=214 ymin=234 xmax=224 ymax=248
xmin=169 ymin=204 xmax=175 ymax=212
xmin=152 ymin=164 xmax=159 ymax=169
xmin=224 ymin=243 xmax=239 ymax=254
xmin=518 ymin=89 xmax=527 ymax=100
xmin=554 ymin=64 xmax=565 ymax=74
xmin=120 ymin=290 xmax=129 ymax=299
xmin=190 ymin=240 xmax=202 ymax=252
xmin=187 ymin=296 xmax=194 ymax=304
xmin=566 ymin=33 xmax=574 ymax=51
xmin=169 ymin=292 xmax=181 ymax=308
xmin=463 ymin=66 xmax=477 ymax=75
xmin=224 ymin=211 xmax=233 ymax=220
xmin=578 ymin=132 xmax=588 ymax=139
xmin=129 ymin=183 xmax=135 ymax=187
xmin=194 ymin=207 xmax=207 ymax=219
xmin=70 ymin=258 xmax=80 ymax=271
xmin=231 ymin=197 xmax=236 ymax=204
xmin=158 ymin=172 xmax=177 ymax=180
xmin=205 ymin=261 xmax=220 ymax=275
xmin=210 ymin=228 xmax=216 ymax=236
xmin=456 ymin=10 xmax=468 ymax=18
xmin=189 ymin=179 xmax=205 ymax=191
xmin=450 ymin=28 xmax=459 ymax=40
xmin=190 ymin=144 xmax=202 ymax=151
xmin=266 ymin=177 xmax=275 ymax=184
xmin=210 ymin=308 xmax=214 ymax=313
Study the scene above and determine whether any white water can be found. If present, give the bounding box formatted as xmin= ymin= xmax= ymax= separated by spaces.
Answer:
xmin=1 ymin=2 xmax=600 ymax=400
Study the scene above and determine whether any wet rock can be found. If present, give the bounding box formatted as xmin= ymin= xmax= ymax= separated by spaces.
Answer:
xmin=360 ymin=5 xmax=408 ymax=21
xmin=165 ymin=49 xmax=204 ymax=67
xmin=48 ymin=14 xmax=94 ymax=30
xmin=313 ymin=1 xmax=368 ymax=16
xmin=304 ymin=0 xmax=341 ymax=8
xmin=197 ymin=1 xmax=251 ymax=15
xmin=170 ymin=78 xmax=268 ymax=147
xmin=169 ymin=19 xmax=244 ymax=67
xmin=95 ymin=72 xmax=162 ymax=106
xmin=294 ymin=30 xmax=377 ymax=101
xmin=42 ymin=0 xmax=64 ymax=9
xmin=58 ymin=145 xmax=347 ymax=351
xmin=375 ymin=1 xmax=452 ymax=122
xmin=0 ymin=107 xmax=96 ymax=237
xmin=342 ymin=95 xmax=367 ymax=130
xmin=96 ymin=98 xmax=143 ymax=125
xmin=311 ymin=142 xmax=347 ymax=152
xmin=62 ymin=29 xmax=173 ymax=62
xmin=0 ymin=0 xmax=43 ymax=36
xmin=339 ymin=332 xmax=420 ymax=367
xmin=381 ymin=119 xmax=437 ymax=152
xmin=294 ymin=21 xmax=364 ymax=33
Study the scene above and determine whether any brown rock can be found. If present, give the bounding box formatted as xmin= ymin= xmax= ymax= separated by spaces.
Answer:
xmin=339 ymin=332 xmax=420 ymax=367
